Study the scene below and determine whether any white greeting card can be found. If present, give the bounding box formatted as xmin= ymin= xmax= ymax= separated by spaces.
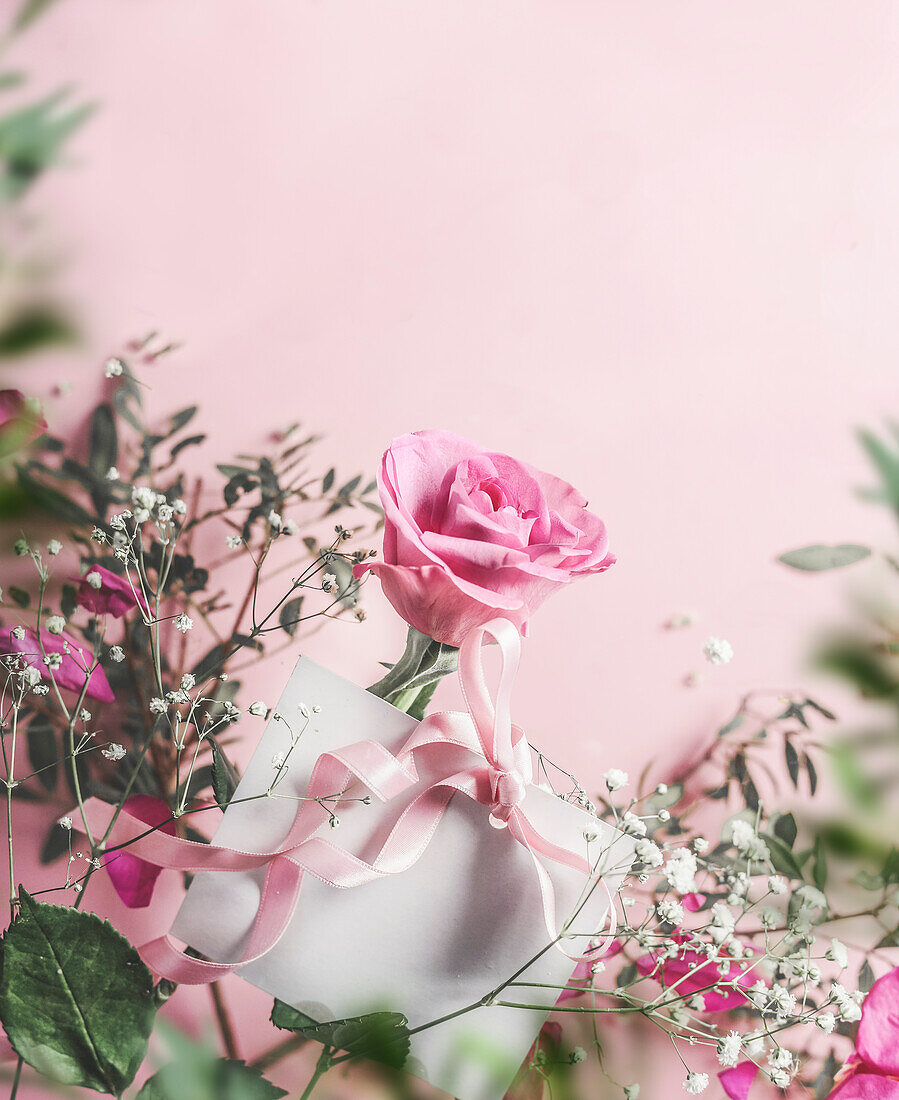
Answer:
xmin=173 ymin=657 xmax=634 ymax=1100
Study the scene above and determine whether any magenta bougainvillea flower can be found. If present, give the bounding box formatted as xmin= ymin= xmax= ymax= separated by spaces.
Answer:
xmin=0 ymin=626 xmax=114 ymax=702
xmin=77 ymin=564 xmax=148 ymax=618
xmin=829 ymin=967 xmax=899 ymax=1098
xmin=719 ymin=1060 xmax=759 ymax=1099
xmin=103 ymin=795 xmax=177 ymax=908
xmin=636 ymin=933 xmax=758 ymax=1012
xmin=0 ymin=389 xmax=46 ymax=457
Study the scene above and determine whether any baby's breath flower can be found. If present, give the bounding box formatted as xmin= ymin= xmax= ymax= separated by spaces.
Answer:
xmin=683 ymin=1072 xmax=709 ymax=1094
xmin=826 ymin=939 xmax=848 ymax=968
xmin=43 ymin=653 xmax=62 ymax=670
xmin=45 ymin=615 xmax=65 ymax=635
xmin=79 ymin=709 xmax=91 ymax=723
xmin=13 ymin=538 xmax=29 ymax=556
xmin=180 ymin=673 xmax=196 ymax=691
xmin=173 ymin=498 xmax=186 ymax=515
xmin=322 ymin=573 xmax=338 ymax=593
xmin=657 ymin=899 xmax=684 ymax=925
xmin=109 ymin=645 xmax=125 ymax=663
xmin=603 ymin=768 xmax=628 ymax=792
xmin=353 ymin=607 xmax=366 ymax=622
xmin=106 ymin=466 xmax=119 ymax=481
xmin=226 ymin=535 xmax=242 ymax=549
xmin=47 ymin=539 xmax=63 ymax=556
xmin=248 ymin=701 xmax=268 ymax=717
xmin=767 ymin=875 xmax=786 ymax=895
xmin=569 ymin=1047 xmax=587 ymax=1064
xmin=174 ymin=613 xmax=193 ymax=633
xmin=702 ymin=637 xmax=734 ymax=665
xmin=282 ymin=519 xmax=299 ymax=535
xmin=815 ymin=1011 xmax=836 ymax=1033
xmin=621 ymin=811 xmax=647 ymax=837
xmin=634 ymin=838 xmax=663 ymax=868
xmin=85 ymin=570 xmax=103 ymax=589
xmin=11 ymin=626 xmax=25 ymax=641
xmin=692 ymin=836 xmax=708 ymax=853
xmin=102 ymin=743 xmax=126 ymax=762
xmin=731 ymin=819 xmax=769 ymax=861
xmin=149 ymin=697 xmax=167 ymax=714
xmin=271 ymin=752 xmax=286 ymax=769
xmin=104 ymin=357 xmax=125 ymax=378
xmin=665 ymin=849 xmax=698 ymax=894
xmin=268 ymin=510 xmax=282 ymax=529
xmin=157 ymin=503 xmax=174 ymax=523
xmin=57 ymin=816 xmax=72 ymax=831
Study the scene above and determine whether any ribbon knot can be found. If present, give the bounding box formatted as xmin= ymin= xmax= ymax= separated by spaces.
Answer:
xmin=489 ymin=769 xmax=528 ymax=823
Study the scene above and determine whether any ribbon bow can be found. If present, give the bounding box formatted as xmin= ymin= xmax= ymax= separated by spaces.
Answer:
xmin=80 ymin=619 xmax=615 ymax=984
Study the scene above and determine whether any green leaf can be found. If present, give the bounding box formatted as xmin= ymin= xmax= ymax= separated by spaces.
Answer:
xmin=270 ymin=1002 xmax=410 ymax=1069
xmin=0 ymin=304 xmax=77 ymax=356
xmin=210 ymin=740 xmax=239 ymax=811
xmin=88 ymin=403 xmax=118 ymax=481
xmin=60 ymin=583 xmax=77 ymax=620
xmin=777 ymin=544 xmax=871 ymax=572
xmin=858 ymin=959 xmax=876 ymax=993
xmin=0 ymin=889 xmax=155 ymax=1092
xmin=15 ymin=465 xmax=94 ymax=527
xmin=771 ymin=812 xmax=798 ymax=849
xmin=278 ymin=595 xmax=304 ymax=637
xmin=784 ymin=738 xmax=800 ymax=787
xmin=8 ymin=585 xmax=29 ymax=608
xmin=760 ymin=833 xmax=805 ymax=880
xmin=137 ymin=1058 xmax=287 ymax=1100
xmin=322 ymin=468 xmax=335 ymax=493
xmin=39 ymin=822 xmax=69 ymax=864
xmin=26 ymin=714 xmax=57 ymax=791
xmin=804 ymin=752 xmax=819 ymax=796
xmin=812 ymin=836 xmax=828 ymax=891
xmin=12 ymin=0 xmax=63 ymax=33
xmin=368 ymin=626 xmax=459 ymax=704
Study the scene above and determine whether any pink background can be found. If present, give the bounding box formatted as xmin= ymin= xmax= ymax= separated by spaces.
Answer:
xmin=6 ymin=3 xmax=899 ymax=1096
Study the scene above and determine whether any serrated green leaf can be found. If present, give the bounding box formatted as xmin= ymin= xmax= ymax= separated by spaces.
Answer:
xmin=270 ymin=1002 xmax=410 ymax=1069
xmin=137 ymin=1057 xmax=287 ymax=1100
xmin=777 ymin=544 xmax=871 ymax=572
xmin=0 ymin=889 xmax=155 ymax=1092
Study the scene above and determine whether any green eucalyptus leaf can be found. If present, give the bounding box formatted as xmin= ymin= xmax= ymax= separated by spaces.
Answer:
xmin=278 ymin=595 xmax=304 ymax=637
xmin=760 ymin=833 xmax=805 ymax=880
xmin=0 ymin=889 xmax=155 ymax=1092
xmin=137 ymin=1058 xmax=286 ymax=1100
xmin=777 ymin=544 xmax=871 ymax=572
xmin=270 ymin=1002 xmax=410 ymax=1070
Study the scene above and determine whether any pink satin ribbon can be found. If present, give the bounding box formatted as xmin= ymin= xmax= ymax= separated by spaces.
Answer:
xmin=79 ymin=618 xmax=617 ymax=984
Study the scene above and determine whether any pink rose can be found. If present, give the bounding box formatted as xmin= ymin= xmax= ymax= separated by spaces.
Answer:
xmin=77 ymin=564 xmax=148 ymax=618
xmin=103 ymin=795 xmax=176 ymax=908
xmin=354 ymin=430 xmax=615 ymax=646
xmin=0 ymin=626 xmax=114 ymax=702
xmin=0 ymin=389 xmax=47 ymax=457
xmin=829 ymin=967 xmax=899 ymax=1098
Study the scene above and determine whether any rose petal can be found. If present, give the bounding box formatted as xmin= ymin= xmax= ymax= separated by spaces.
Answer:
xmin=829 ymin=1073 xmax=899 ymax=1099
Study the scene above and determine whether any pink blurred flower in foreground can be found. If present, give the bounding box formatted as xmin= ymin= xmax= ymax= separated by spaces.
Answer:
xmin=0 ymin=389 xmax=46 ymax=457
xmin=0 ymin=626 xmax=114 ymax=702
xmin=636 ymin=933 xmax=757 ymax=1012
xmin=77 ymin=564 xmax=148 ymax=618
xmin=103 ymin=795 xmax=176 ymax=908
xmin=355 ymin=430 xmax=615 ymax=646
xmin=829 ymin=967 xmax=899 ymax=1098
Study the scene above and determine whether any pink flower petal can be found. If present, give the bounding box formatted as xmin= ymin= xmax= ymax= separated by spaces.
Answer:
xmin=77 ymin=565 xmax=148 ymax=618
xmin=103 ymin=795 xmax=175 ymax=908
xmin=0 ymin=627 xmax=114 ymax=702
xmin=857 ymin=967 xmax=899 ymax=1077
xmin=718 ymin=1061 xmax=758 ymax=1100
xmin=829 ymin=1073 xmax=899 ymax=1099
xmin=682 ymin=892 xmax=705 ymax=911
